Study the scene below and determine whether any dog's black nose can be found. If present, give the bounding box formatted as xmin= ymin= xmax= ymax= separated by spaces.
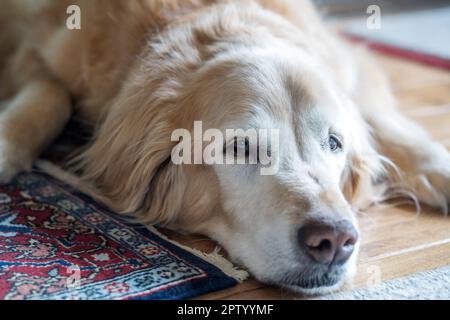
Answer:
xmin=298 ymin=219 xmax=358 ymax=265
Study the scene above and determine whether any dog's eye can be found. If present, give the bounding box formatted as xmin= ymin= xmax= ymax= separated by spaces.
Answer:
xmin=328 ymin=134 xmax=342 ymax=152
xmin=223 ymin=137 xmax=251 ymax=161
xmin=233 ymin=137 xmax=250 ymax=158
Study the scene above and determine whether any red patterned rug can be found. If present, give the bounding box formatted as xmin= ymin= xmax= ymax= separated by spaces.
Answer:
xmin=0 ymin=171 xmax=245 ymax=300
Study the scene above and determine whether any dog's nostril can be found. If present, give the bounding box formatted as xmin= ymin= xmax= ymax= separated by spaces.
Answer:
xmin=334 ymin=229 xmax=358 ymax=265
xmin=311 ymin=239 xmax=332 ymax=252
xmin=298 ymin=219 xmax=358 ymax=265
xmin=344 ymin=237 xmax=356 ymax=247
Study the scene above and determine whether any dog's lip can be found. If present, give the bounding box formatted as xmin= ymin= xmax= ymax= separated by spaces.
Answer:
xmin=272 ymin=264 xmax=347 ymax=294
xmin=281 ymin=275 xmax=340 ymax=290
xmin=282 ymin=278 xmax=345 ymax=295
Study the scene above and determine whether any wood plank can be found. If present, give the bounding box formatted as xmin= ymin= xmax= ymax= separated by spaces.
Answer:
xmin=395 ymin=84 xmax=450 ymax=109
xmin=375 ymin=54 xmax=450 ymax=93
xmin=222 ymin=286 xmax=301 ymax=300
xmin=358 ymin=206 xmax=450 ymax=261
xmin=404 ymin=105 xmax=450 ymax=143
xmin=354 ymin=241 xmax=450 ymax=288
xmin=198 ymin=279 xmax=267 ymax=300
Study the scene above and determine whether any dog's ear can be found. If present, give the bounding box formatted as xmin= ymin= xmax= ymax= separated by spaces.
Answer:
xmin=139 ymin=160 xmax=188 ymax=225
xmin=341 ymin=155 xmax=370 ymax=205
xmin=341 ymin=151 xmax=386 ymax=210
xmin=74 ymin=84 xmax=186 ymax=224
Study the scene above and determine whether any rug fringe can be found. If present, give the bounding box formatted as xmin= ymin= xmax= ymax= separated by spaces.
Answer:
xmin=148 ymin=226 xmax=249 ymax=282
xmin=36 ymin=159 xmax=249 ymax=283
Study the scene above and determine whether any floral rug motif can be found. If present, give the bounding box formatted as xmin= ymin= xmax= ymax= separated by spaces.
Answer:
xmin=0 ymin=172 xmax=238 ymax=300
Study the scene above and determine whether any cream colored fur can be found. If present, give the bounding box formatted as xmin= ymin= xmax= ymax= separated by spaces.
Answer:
xmin=1 ymin=0 xmax=449 ymax=293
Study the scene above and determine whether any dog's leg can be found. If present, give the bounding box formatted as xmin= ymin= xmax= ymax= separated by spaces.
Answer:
xmin=0 ymin=77 xmax=71 ymax=182
xmin=370 ymin=109 xmax=450 ymax=212
xmin=354 ymin=54 xmax=450 ymax=212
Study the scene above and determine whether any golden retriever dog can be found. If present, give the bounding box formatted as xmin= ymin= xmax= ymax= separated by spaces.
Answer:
xmin=1 ymin=0 xmax=449 ymax=294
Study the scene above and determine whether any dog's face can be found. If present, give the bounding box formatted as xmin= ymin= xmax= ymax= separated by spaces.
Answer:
xmin=165 ymin=47 xmax=381 ymax=294
xmin=84 ymin=42 xmax=382 ymax=294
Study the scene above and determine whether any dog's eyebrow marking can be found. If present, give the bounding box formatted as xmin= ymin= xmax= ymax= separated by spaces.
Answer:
xmin=282 ymin=72 xmax=326 ymax=157
xmin=284 ymin=73 xmax=314 ymax=113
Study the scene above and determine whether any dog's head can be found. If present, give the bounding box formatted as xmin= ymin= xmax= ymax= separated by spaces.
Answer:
xmin=78 ymin=6 xmax=384 ymax=294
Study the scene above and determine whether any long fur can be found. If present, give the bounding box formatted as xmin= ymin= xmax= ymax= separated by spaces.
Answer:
xmin=1 ymin=0 xmax=450 ymax=293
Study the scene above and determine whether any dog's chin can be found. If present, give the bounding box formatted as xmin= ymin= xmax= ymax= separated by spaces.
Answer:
xmin=282 ymin=277 xmax=346 ymax=296
xmin=262 ymin=264 xmax=350 ymax=296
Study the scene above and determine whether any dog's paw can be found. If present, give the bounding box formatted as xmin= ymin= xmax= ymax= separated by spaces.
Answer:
xmin=405 ymin=149 xmax=450 ymax=213
xmin=0 ymin=159 xmax=21 ymax=183
xmin=0 ymin=139 xmax=32 ymax=184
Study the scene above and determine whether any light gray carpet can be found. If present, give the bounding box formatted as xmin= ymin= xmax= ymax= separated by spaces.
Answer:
xmin=322 ymin=265 xmax=450 ymax=300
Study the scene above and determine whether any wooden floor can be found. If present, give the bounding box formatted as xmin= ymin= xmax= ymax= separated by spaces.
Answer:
xmin=162 ymin=53 xmax=450 ymax=300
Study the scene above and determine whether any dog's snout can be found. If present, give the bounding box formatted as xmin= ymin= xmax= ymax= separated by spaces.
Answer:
xmin=298 ymin=219 xmax=358 ymax=265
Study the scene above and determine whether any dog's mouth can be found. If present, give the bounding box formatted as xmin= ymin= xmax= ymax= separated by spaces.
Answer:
xmin=273 ymin=264 xmax=348 ymax=294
